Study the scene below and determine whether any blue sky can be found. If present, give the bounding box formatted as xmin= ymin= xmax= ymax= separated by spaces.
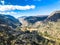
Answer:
xmin=0 ymin=0 xmax=60 ymax=18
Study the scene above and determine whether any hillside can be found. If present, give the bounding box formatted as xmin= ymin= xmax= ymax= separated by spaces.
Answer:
xmin=0 ymin=23 xmax=56 ymax=45
xmin=17 ymin=11 xmax=60 ymax=45
xmin=0 ymin=14 xmax=21 ymax=28
xmin=45 ymin=11 xmax=60 ymax=22
xmin=18 ymin=16 xmax=48 ymax=26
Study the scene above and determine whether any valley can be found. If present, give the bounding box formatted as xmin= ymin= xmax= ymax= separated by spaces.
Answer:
xmin=0 ymin=11 xmax=60 ymax=45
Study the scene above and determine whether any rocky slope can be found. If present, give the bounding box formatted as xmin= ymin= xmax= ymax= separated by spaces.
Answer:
xmin=45 ymin=11 xmax=60 ymax=22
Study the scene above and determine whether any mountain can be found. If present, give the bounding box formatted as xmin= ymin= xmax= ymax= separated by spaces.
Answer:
xmin=18 ymin=15 xmax=48 ymax=25
xmin=45 ymin=11 xmax=60 ymax=22
xmin=0 ymin=14 xmax=22 ymax=28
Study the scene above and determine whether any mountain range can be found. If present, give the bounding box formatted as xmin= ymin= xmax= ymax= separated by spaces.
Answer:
xmin=0 ymin=11 xmax=60 ymax=45
xmin=18 ymin=15 xmax=48 ymax=26
xmin=0 ymin=11 xmax=60 ymax=28
xmin=18 ymin=11 xmax=60 ymax=25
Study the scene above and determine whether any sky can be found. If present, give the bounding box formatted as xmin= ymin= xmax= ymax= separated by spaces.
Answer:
xmin=0 ymin=0 xmax=60 ymax=18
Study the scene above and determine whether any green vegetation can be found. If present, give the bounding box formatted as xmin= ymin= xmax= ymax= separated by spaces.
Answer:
xmin=17 ymin=21 xmax=60 ymax=45
xmin=0 ymin=21 xmax=60 ymax=45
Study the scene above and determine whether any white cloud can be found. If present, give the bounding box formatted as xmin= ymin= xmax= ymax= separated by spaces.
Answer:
xmin=0 ymin=5 xmax=35 ymax=11
xmin=1 ymin=0 xmax=5 ymax=5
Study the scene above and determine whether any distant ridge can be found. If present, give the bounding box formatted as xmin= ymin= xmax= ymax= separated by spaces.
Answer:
xmin=18 ymin=15 xmax=48 ymax=24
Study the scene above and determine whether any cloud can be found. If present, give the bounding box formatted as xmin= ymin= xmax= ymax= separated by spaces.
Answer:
xmin=1 ymin=0 xmax=5 ymax=5
xmin=0 ymin=5 xmax=35 ymax=11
